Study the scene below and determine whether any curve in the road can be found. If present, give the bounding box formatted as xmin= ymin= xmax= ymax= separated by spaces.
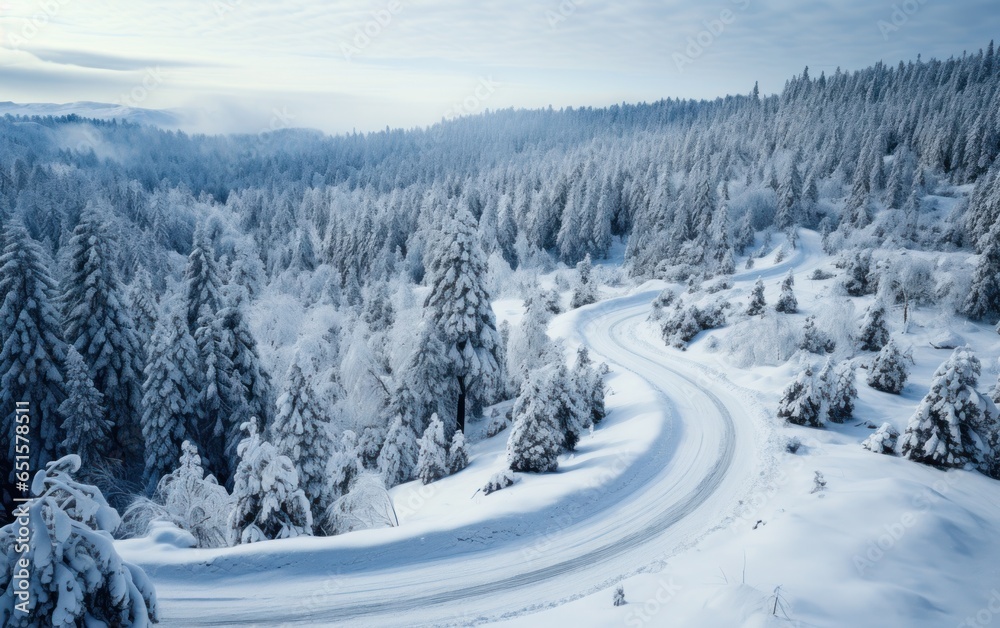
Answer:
xmin=151 ymin=292 xmax=764 ymax=627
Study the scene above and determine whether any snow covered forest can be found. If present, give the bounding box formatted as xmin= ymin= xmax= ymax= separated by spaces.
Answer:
xmin=3 ymin=42 xmax=1000 ymax=625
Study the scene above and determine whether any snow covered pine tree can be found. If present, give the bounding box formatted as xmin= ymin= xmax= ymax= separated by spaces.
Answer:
xmin=273 ymin=356 xmax=335 ymax=524
xmin=570 ymin=253 xmax=598 ymax=308
xmin=0 ymin=223 xmax=67 ymax=505
xmin=228 ymin=418 xmax=312 ymax=544
xmin=867 ymin=339 xmax=909 ymax=395
xmin=899 ymin=347 xmax=1000 ymax=473
xmin=777 ymin=366 xmax=822 ymax=427
xmin=0 ymin=455 xmax=158 ymax=626
xmin=775 ymin=270 xmax=798 ymax=313
xmin=58 ymin=346 xmax=111 ymax=473
xmin=62 ymin=207 xmax=145 ymax=472
xmin=507 ymin=373 xmax=562 ymax=472
xmin=826 ymin=361 xmax=858 ymax=423
xmin=423 ymin=208 xmax=503 ymax=433
xmin=746 ymin=279 xmax=766 ymax=316
xmin=415 ymin=414 xmax=449 ymax=484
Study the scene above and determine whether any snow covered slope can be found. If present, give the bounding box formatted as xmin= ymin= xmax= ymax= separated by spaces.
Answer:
xmin=118 ymin=287 xmax=769 ymax=626
xmin=0 ymin=101 xmax=181 ymax=128
xmin=117 ymin=230 xmax=1000 ymax=627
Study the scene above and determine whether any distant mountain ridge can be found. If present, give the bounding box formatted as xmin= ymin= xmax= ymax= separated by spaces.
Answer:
xmin=0 ymin=101 xmax=181 ymax=128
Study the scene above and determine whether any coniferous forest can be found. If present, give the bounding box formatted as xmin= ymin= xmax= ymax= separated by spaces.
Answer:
xmin=3 ymin=42 xmax=1000 ymax=626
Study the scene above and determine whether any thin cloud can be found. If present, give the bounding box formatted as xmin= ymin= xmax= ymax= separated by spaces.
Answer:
xmin=0 ymin=0 xmax=995 ymax=133
xmin=24 ymin=48 xmax=207 ymax=72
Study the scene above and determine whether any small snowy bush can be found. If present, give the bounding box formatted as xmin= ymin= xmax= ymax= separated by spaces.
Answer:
xmin=661 ymin=299 xmax=729 ymax=349
xmin=867 ymin=340 xmax=909 ymax=394
xmin=862 ymin=423 xmax=899 ymax=455
xmin=799 ymin=316 xmax=836 ymax=354
xmin=486 ymin=407 xmax=510 ymax=437
xmin=482 ymin=470 xmax=515 ymax=495
xmin=122 ymin=440 xmax=234 ymax=548
xmin=777 ymin=366 xmax=823 ymax=427
xmin=725 ymin=313 xmax=799 ymax=368
xmin=324 ymin=474 xmax=398 ymax=534
xmin=415 ymin=414 xmax=449 ymax=484
xmin=447 ymin=432 xmax=470 ymax=474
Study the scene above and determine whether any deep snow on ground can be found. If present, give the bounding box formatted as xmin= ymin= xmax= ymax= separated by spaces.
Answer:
xmin=118 ymin=229 xmax=1000 ymax=627
xmin=498 ymin=231 xmax=1000 ymax=628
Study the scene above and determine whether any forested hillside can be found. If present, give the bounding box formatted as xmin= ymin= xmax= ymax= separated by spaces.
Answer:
xmin=2 ymin=42 xmax=999 ymax=538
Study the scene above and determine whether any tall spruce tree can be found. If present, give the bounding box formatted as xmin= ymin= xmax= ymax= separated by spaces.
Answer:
xmin=573 ymin=346 xmax=606 ymax=427
xmin=184 ymin=222 xmax=223 ymax=332
xmin=58 ymin=346 xmax=110 ymax=471
xmin=570 ymin=254 xmax=598 ymax=309
xmin=0 ymin=223 xmax=67 ymax=500
xmin=62 ymin=207 xmax=145 ymax=469
xmin=963 ymin=221 xmax=1000 ymax=322
xmin=140 ymin=308 xmax=201 ymax=494
xmin=775 ymin=160 xmax=802 ymax=230
xmin=548 ymin=361 xmax=589 ymax=451
xmin=388 ymin=323 xmax=456 ymax=436
xmin=127 ymin=268 xmax=159 ymax=348
xmin=423 ymin=208 xmax=503 ymax=433
xmin=193 ymin=306 xmax=244 ymax=484
xmin=272 ymin=357 xmax=335 ymax=523
xmin=217 ymin=300 xmax=274 ymax=445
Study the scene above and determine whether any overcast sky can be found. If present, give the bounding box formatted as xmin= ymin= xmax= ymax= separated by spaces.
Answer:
xmin=0 ymin=0 xmax=996 ymax=135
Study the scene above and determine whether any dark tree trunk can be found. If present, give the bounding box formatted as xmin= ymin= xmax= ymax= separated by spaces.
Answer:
xmin=456 ymin=374 xmax=467 ymax=434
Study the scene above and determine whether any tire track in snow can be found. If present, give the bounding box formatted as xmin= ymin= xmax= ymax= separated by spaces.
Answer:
xmin=155 ymin=294 xmax=759 ymax=627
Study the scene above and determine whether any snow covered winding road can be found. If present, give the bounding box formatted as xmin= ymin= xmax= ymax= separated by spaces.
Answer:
xmin=135 ymin=291 xmax=765 ymax=627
